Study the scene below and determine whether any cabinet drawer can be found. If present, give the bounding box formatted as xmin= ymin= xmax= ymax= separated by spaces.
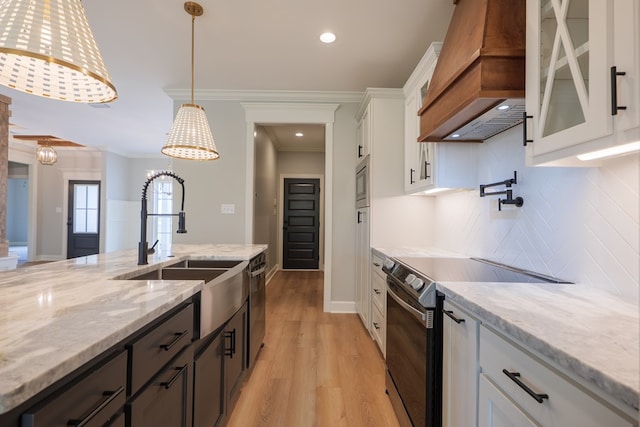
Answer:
xmin=479 ymin=326 xmax=633 ymax=427
xmin=127 ymin=346 xmax=193 ymax=427
xmin=371 ymin=269 xmax=386 ymax=312
xmin=129 ymin=303 xmax=194 ymax=396
xmin=371 ymin=253 xmax=385 ymax=279
xmin=371 ymin=303 xmax=385 ymax=356
xmin=22 ymin=350 xmax=127 ymax=427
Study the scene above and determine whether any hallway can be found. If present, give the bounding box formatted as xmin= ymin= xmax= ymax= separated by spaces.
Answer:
xmin=227 ymin=270 xmax=400 ymax=427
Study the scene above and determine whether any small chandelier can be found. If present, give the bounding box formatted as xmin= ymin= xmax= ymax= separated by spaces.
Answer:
xmin=161 ymin=2 xmax=219 ymax=161
xmin=0 ymin=0 xmax=117 ymax=103
xmin=36 ymin=142 xmax=57 ymax=165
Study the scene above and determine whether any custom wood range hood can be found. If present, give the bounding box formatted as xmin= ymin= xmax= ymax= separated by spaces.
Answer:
xmin=418 ymin=0 xmax=526 ymax=142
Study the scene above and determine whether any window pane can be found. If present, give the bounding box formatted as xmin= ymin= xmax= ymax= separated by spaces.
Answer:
xmin=74 ymin=208 xmax=86 ymax=233
xmin=86 ymin=209 xmax=98 ymax=233
xmin=86 ymin=185 xmax=99 ymax=209
xmin=75 ymin=185 xmax=87 ymax=208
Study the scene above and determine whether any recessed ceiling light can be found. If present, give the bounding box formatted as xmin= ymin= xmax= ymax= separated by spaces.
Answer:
xmin=497 ymin=105 xmax=510 ymax=110
xmin=450 ymin=134 xmax=461 ymax=138
xmin=320 ymin=32 xmax=336 ymax=44
xmin=295 ymin=132 xmax=304 ymax=137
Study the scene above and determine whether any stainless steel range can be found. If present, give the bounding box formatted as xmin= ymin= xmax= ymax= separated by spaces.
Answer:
xmin=382 ymin=256 xmax=569 ymax=427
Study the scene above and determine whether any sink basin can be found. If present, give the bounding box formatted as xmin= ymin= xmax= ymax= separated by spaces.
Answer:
xmin=129 ymin=267 xmax=227 ymax=282
xmin=124 ymin=259 xmax=242 ymax=281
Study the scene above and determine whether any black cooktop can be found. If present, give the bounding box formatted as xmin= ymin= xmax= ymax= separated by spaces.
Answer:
xmin=396 ymin=257 xmax=570 ymax=284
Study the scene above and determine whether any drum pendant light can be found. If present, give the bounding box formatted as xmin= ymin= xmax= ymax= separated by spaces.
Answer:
xmin=161 ymin=2 xmax=219 ymax=161
xmin=0 ymin=0 xmax=117 ymax=103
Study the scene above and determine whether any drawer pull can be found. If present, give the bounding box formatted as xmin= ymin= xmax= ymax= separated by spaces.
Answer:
xmin=67 ymin=386 xmax=124 ymax=426
xmin=502 ymin=369 xmax=549 ymax=403
xmin=443 ymin=309 xmax=465 ymax=324
xmin=373 ymin=262 xmax=381 ymax=267
xmin=160 ymin=330 xmax=188 ymax=351
xmin=373 ymin=288 xmax=382 ymax=295
xmin=161 ymin=364 xmax=188 ymax=390
xmin=373 ymin=322 xmax=381 ymax=330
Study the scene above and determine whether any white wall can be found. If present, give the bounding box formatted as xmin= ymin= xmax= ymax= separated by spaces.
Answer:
xmin=253 ymin=126 xmax=279 ymax=271
xmin=168 ymin=100 xmax=248 ymax=245
xmin=7 ymin=178 xmax=28 ymax=244
xmin=433 ymin=126 xmax=639 ymax=300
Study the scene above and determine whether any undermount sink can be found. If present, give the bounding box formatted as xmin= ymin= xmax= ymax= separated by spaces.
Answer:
xmin=124 ymin=259 xmax=242 ymax=282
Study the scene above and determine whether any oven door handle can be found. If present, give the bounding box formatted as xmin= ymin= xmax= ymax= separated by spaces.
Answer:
xmin=387 ymin=285 xmax=427 ymax=326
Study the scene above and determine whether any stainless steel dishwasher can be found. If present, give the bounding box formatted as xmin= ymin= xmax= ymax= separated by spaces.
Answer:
xmin=247 ymin=252 xmax=267 ymax=368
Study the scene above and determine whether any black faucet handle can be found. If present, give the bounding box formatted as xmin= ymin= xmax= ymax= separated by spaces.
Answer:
xmin=177 ymin=211 xmax=187 ymax=234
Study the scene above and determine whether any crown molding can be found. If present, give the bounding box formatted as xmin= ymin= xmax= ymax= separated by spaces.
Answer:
xmin=163 ymin=89 xmax=363 ymax=104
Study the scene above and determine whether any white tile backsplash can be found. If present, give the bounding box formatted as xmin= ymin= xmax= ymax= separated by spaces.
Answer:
xmin=433 ymin=126 xmax=639 ymax=300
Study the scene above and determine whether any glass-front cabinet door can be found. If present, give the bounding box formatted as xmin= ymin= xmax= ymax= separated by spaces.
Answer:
xmin=526 ymin=0 xmax=639 ymax=164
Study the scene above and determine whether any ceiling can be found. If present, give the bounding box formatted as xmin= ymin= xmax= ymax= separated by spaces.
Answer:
xmin=4 ymin=0 xmax=454 ymax=157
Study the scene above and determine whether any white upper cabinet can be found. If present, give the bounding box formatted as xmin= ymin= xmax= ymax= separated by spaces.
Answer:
xmin=404 ymin=42 xmax=477 ymax=194
xmin=356 ymin=105 xmax=370 ymax=162
xmin=525 ymin=0 xmax=640 ymax=165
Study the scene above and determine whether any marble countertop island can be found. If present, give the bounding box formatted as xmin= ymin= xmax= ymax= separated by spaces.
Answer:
xmin=374 ymin=247 xmax=639 ymax=413
xmin=0 ymin=244 xmax=266 ymax=415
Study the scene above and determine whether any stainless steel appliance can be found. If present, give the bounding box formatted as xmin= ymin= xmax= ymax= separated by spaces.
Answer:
xmin=383 ymin=257 xmax=570 ymax=427
xmin=248 ymin=252 xmax=267 ymax=368
xmin=355 ymin=154 xmax=370 ymax=208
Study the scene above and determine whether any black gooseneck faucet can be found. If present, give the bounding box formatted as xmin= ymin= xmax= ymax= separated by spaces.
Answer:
xmin=138 ymin=171 xmax=187 ymax=265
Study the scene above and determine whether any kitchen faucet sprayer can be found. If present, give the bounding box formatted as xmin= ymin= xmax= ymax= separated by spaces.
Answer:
xmin=138 ymin=171 xmax=187 ymax=265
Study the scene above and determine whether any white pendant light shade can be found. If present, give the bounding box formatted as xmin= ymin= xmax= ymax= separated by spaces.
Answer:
xmin=161 ymin=103 xmax=220 ymax=160
xmin=36 ymin=144 xmax=57 ymax=165
xmin=0 ymin=0 xmax=117 ymax=103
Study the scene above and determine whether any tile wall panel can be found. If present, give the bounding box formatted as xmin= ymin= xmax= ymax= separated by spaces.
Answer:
xmin=433 ymin=127 xmax=639 ymax=300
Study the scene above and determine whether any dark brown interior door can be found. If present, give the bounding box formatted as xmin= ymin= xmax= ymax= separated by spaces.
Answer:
xmin=67 ymin=180 xmax=101 ymax=259
xmin=283 ymin=178 xmax=320 ymax=270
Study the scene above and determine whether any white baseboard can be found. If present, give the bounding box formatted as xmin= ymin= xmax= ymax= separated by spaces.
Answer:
xmin=326 ymin=301 xmax=357 ymax=313
xmin=265 ymin=264 xmax=279 ymax=285
xmin=36 ymin=255 xmax=65 ymax=262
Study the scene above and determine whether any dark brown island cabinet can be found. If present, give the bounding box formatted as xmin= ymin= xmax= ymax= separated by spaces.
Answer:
xmin=0 ymin=295 xmax=251 ymax=427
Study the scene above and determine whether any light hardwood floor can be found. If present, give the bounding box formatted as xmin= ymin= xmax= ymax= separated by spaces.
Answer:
xmin=227 ymin=270 xmax=400 ymax=427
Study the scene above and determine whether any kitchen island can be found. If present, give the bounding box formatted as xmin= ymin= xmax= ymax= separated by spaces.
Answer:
xmin=0 ymin=244 xmax=266 ymax=424
xmin=374 ymin=247 xmax=639 ymax=424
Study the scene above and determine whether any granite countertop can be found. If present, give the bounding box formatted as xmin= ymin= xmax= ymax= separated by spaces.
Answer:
xmin=374 ymin=247 xmax=640 ymax=412
xmin=0 ymin=244 xmax=266 ymax=415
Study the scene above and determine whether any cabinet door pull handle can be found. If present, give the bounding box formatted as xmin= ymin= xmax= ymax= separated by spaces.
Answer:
xmin=410 ymin=168 xmax=415 ymax=184
xmin=67 ymin=386 xmax=124 ymax=426
xmin=160 ymin=330 xmax=188 ymax=351
xmin=424 ymin=161 xmax=431 ymax=179
xmin=373 ymin=288 xmax=382 ymax=295
xmin=611 ymin=66 xmax=627 ymax=116
xmin=357 ymin=211 xmax=363 ymax=224
xmin=358 ymin=145 xmax=363 ymax=158
xmin=224 ymin=331 xmax=234 ymax=357
xmin=161 ymin=365 xmax=188 ymax=390
xmin=502 ymin=369 xmax=549 ymax=403
xmin=373 ymin=262 xmax=380 ymax=267
xmin=443 ymin=309 xmax=465 ymax=324
xmin=523 ymin=112 xmax=534 ymax=146
xmin=231 ymin=329 xmax=237 ymax=356
xmin=373 ymin=322 xmax=380 ymax=330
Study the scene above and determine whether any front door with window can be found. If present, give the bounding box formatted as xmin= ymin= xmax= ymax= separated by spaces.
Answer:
xmin=282 ymin=178 xmax=320 ymax=270
xmin=67 ymin=181 xmax=100 ymax=259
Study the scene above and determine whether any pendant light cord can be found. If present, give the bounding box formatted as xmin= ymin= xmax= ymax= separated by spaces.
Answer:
xmin=191 ymin=14 xmax=195 ymax=105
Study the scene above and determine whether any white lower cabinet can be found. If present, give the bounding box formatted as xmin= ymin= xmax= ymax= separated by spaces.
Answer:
xmin=355 ymin=208 xmax=370 ymax=330
xmin=478 ymin=374 xmax=538 ymax=427
xmin=370 ymin=253 xmax=387 ymax=356
xmin=442 ymin=299 xmax=479 ymax=427
xmin=478 ymin=326 xmax=634 ymax=427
